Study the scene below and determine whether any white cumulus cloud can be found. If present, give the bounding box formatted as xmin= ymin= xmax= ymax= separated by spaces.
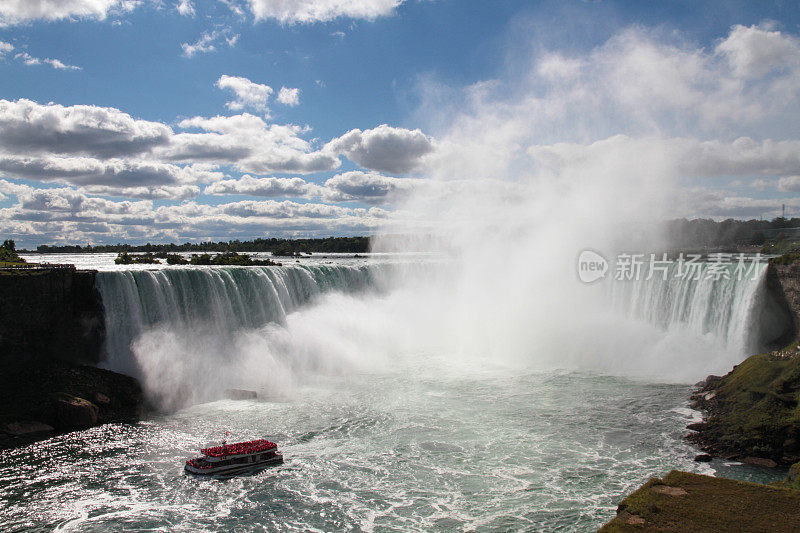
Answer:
xmin=322 ymin=171 xmax=420 ymax=204
xmin=170 ymin=113 xmax=340 ymax=174
xmin=204 ymin=175 xmax=318 ymax=197
xmin=326 ymin=125 xmax=434 ymax=174
xmin=244 ymin=0 xmax=405 ymax=24
xmin=216 ymin=75 xmax=274 ymax=113
xmin=277 ymin=86 xmax=300 ymax=106
xmin=716 ymin=23 xmax=800 ymax=77
xmin=176 ymin=0 xmax=195 ymax=16
xmin=0 ymin=0 xmax=134 ymax=25
xmin=0 ymin=99 xmax=171 ymax=158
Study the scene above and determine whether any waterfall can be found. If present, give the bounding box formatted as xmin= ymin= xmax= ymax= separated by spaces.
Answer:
xmin=96 ymin=264 xmax=381 ymax=378
xmin=92 ymin=258 xmax=789 ymax=409
xmin=608 ymin=260 xmax=769 ymax=355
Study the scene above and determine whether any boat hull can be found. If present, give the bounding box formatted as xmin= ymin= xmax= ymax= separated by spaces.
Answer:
xmin=184 ymin=453 xmax=283 ymax=477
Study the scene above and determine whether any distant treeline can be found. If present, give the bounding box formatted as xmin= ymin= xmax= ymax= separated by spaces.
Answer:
xmin=23 ymin=218 xmax=800 ymax=254
xmin=666 ymin=217 xmax=800 ymax=248
xmin=33 ymin=237 xmax=370 ymax=255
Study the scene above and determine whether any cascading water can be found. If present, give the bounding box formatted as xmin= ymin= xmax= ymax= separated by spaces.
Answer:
xmin=608 ymin=260 xmax=770 ymax=356
xmin=92 ymin=257 xmax=787 ymax=412
xmin=95 ymin=264 xmax=384 ymax=408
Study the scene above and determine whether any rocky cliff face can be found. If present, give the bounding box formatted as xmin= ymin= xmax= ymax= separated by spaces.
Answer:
xmin=752 ymin=262 xmax=800 ymax=351
xmin=0 ymin=268 xmax=144 ymax=449
xmin=771 ymin=260 xmax=800 ymax=341
xmin=0 ymin=269 xmax=105 ymax=364
xmin=754 ymin=263 xmax=797 ymax=350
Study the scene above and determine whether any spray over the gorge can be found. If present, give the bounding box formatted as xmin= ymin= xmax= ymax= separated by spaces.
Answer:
xmin=4 ymin=5 xmax=800 ymax=532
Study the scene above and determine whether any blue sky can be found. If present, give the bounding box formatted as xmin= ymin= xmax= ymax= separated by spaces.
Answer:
xmin=1 ymin=0 xmax=800 ymax=247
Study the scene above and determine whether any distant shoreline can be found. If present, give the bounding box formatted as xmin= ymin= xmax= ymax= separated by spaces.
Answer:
xmin=22 ymin=236 xmax=371 ymax=255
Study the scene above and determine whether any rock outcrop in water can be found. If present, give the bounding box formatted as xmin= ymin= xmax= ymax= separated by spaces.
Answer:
xmin=0 ymin=357 xmax=143 ymax=449
xmin=225 ymin=389 xmax=258 ymax=400
xmin=687 ymin=342 xmax=800 ymax=466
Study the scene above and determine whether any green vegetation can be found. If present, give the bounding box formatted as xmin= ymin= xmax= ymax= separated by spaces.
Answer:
xmin=21 ymin=217 xmax=800 ymax=255
xmin=166 ymin=253 xmax=188 ymax=265
xmin=777 ymin=462 xmax=800 ymax=491
xmin=691 ymin=341 xmax=800 ymax=464
xmin=600 ymin=470 xmax=800 ymax=532
xmin=35 ymin=236 xmax=370 ymax=255
xmin=271 ymin=241 xmax=311 ymax=257
xmin=179 ymin=252 xmax=280 ymax=266
xmin=666 ymin=216 xmax=800 ymax=249
xmin=769 ymin=252 xmax=800 ymax=266
xmin=114 ymin=252 xmax=161 ymax=265
xmin=0 ymin=239 xmax=26 ymax=266
xmin=763 ymin=235 xmax=800 ymax=256
xmin=116 ymin=250 xmax=282 ymax=266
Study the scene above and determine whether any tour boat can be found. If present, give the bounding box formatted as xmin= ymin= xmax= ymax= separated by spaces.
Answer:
xmin=184 ymin=439 xmax=283 ymax=477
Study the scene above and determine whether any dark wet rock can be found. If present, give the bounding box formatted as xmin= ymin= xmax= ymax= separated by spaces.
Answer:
xmin=788 ymin=462 xmax=800 ymax=483
xmin=686 ymin=422 xmax=707 ymax=431
xmin=694 ymin=454 xmax=712 ymax=462
xmin=93 ymin=392 xmax=111 ymax=406
xmin=55 ymin=395 xmax=99 ymax=428
xmin=0 ymin=358 xmax=143 ymax=449
xmin=2 ymin=421 xmax=54 ymax=437
xmin=224 ymin=389 xmax=258 ymax=400
xmin=742 ymin=457 xmax=778 ymax=468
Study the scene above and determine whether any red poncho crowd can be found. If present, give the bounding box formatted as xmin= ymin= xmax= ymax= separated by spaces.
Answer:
xmin=201 ymin=439 xmax=277 ymax=457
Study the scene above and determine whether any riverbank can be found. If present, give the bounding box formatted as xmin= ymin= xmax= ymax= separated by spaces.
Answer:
xmin=599 ymin=470 xmax=800 ymax=531
xmin=684 ymin=255 xmax=800 ymax=465
xmin=686 ymin=344 xmax=800 ymax=466
xmin=601 ymin=253 xmax=800 ymax=530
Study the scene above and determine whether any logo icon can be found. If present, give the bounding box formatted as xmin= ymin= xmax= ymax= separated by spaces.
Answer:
xmin=577 ymin=249 xmax=608 ymax=283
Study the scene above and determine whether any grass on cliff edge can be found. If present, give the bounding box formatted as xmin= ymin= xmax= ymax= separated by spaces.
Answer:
xmin=705 ymin=342 xmax=800 ymax=459
xmin=769 ymin=252 xmax=800 ymax=266
xmin=599 ymin=470 xmax=800 ymax=532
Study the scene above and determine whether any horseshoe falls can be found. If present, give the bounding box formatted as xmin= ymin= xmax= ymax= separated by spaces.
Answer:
xmin=91 ymin=259 xmax=786 ymax=412
xmin=2 ymin=255 xmax=792 ymax=532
